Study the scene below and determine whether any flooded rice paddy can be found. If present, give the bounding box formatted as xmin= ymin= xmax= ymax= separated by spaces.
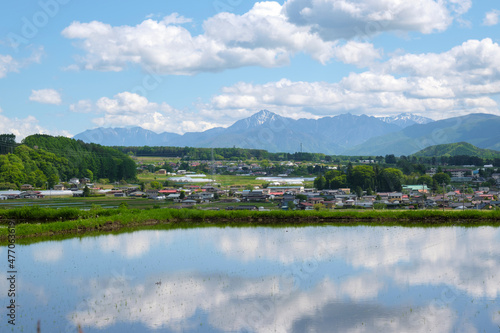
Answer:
xmin=1 ymin=226 xmax=499 ymax=332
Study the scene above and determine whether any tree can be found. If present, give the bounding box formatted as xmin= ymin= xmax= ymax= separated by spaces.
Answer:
xmin=378 ymin=168 xmax=404 ymax=192
xmin=83 ymin=185 xmax=90 ymax=197
xmin=48 ymin=174 xmax=59 ymax=189
xmin=417 ymin=175 xmax=433 ymax=186
xmin=85 ymin=169 xmax=94 ymax=181
xmin=313 ymin=176 xmax=327 ymax=190
xmin=433 ymin=172 xmax=451 ymax=185
xmin=180 ymin=191 xmax=186 ymax=199
xmin=349 ymin=165 xmax=375 ymax=190
xmin=296 ymin=194 xmax=307 ymax=201
xmin=385 ymin=154 xmax=397 ymax=164
xmin=354 ymin=186 xmax=363 ymax=198
xmin=287 ymin=201 xmax=296 ymax=210
xmin=313 ymin=203 xmax=325 ymax=211
xmin=150 ymin=181 xmax=162 ymax=190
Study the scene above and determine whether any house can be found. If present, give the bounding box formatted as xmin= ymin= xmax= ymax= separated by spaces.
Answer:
xmin=167 ymin=193 xmax=181 ymax=200
xmin=20 ymin=191 xmax=43 ymax=199
xmin=157 ymin=169 xmax=167 ymax=175
xmin=20 ymin=184 xmax=34 ymax=191
xmin=243 ymin=190 xmax=267 ymax=202
xmin=69 ymin=178 xmax=80 ymax=185
xmin=146 ymin=189 xmax=159 ymax=198
xmin=182 ymin=199 xmax=197 ymax=206
xmin=445 ymin=169 xmax=473 ymax=178
xmin=297 ymin=202 xmax=314 ymax=210
xmin=114 ymin=192 xmax=126 ymax=197
xmin=80 ymin=177 xmax=91 ymax=185
xmin=268 ymin=186 xmax=304 ymax=194
xmin=54 ymin=184 xmax=65 ymax=190
xmin=0 ymin=195 xmax=7 ymax=200
xmin=388 ymin=192 xmax=403 ymax=200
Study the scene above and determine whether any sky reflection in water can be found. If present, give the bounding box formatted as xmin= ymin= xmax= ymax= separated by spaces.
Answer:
xmin=1 ymin=226 xmax=499 ymax=332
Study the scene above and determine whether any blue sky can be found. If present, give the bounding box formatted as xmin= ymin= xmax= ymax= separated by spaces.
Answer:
xmin=0 ymin=0 xmax=499 ymax=140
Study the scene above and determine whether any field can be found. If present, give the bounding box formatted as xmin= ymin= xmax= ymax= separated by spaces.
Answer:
xmin=1 ymin=206 xmax=499 ymax=244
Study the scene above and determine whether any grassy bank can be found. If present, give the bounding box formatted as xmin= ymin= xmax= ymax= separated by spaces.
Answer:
xmin=1 ymin=207 xmax=500 ymax=244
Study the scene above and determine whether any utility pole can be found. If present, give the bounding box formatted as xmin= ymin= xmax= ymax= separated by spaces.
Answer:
xmin=462 ymin=184 xmax=465 ymax=211
xmin=422 ymin=182 xmax=425 ymax=209
xmin=442 ymin=182 xmax=446 ymax=211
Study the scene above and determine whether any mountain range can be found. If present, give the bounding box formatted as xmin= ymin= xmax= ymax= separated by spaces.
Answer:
xmin=74 ymin=110 xmax=500 ymax=156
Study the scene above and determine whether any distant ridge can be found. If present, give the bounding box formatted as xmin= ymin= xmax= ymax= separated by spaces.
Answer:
xmin=74 ymin=111 xmax=500 ymax=155
xmin=74 ymin=110 xmax=404 ymax=154
xmin=411 ymin=142 xmax=500 ymax=158
xmin=344 ymin=113 xmax=500 ymax=156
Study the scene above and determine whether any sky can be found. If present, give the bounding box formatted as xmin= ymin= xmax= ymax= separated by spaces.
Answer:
xmin=0 ymin=0 xmax=499 ymax=141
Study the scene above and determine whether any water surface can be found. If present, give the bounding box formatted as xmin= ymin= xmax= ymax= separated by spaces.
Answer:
xmin=1 ymin=226 xmax=499 ymax=332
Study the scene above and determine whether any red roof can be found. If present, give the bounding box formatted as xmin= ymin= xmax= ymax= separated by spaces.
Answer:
xmin=159 ymin=190 xmax=177 ymax=193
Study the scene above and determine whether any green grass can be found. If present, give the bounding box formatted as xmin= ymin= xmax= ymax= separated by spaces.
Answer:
xmin=1 ymin=207 xmax=499 ymax=244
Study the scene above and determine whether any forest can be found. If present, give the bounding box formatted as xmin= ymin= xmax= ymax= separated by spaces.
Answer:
xmin=0 ymin=134 xmax=136 ymax=190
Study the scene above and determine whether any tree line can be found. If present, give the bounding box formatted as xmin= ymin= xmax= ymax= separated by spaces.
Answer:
xmin=313 ymin=164 xmax=458 ymax=195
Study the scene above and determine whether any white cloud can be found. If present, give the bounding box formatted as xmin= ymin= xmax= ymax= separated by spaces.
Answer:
xmin=0 ymin=54 xmax=19 ymax=78
xmin=61 ymin=1 xmax=473 ymax=75
xmin=282 ymin=0 xmax=470 ymax=40
xmin=71 ymin=92 xmax=220 ymax=134
xmin=162 ymin=13 xmax=192 ymax=25
xmin=29 ymin=89 xmax=62 ymax=105
xmin=483 ymin=9 xmax=500 ymax=26
xmin=332 ymin=41 xmax=382 ymax=67
xmin=69 ymin=99 xmax=93 ymax=113
xmin=203 ymin=38 xmax=500 ymax=121
xmin=61 ymin=2 xmax=338 ymax=74
xmin=0 ymin=47 xmax=43 ymax=79
xmin=0 ymin=107 xmax=71 ymax=140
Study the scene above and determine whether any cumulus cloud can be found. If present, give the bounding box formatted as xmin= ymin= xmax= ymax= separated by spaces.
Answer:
xmin=29 ymin=89 xmax=62 ymax=105
xmin=71 ymin=92 xmax=220 ymax=134
xmin=0 ymin=106 xmax=71 ymax=140
xmin=0 ymin=47 xmax=43 ymax=79
xmin=204 ymin=38 xmax=500 ymax=120
xmin=69 ymin=99 xmax=93 ymax=113
xmin=332 ymin=41 xmax=382 ymax=67
xmin=0 ymin=111 xmax=46 ymax=140
xmin=62 ymin=2 xmax=338 ymax=74
xmin=0 ymin=54 xmax=19 ymax=78
xmin=483 ymin=9 xmax=500 ymax=26
xmin=282 ymin=0 xmax=470 ymax=40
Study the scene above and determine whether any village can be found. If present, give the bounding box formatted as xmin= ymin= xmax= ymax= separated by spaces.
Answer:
xmin=1 ymin=158 xmax=499 ymax=211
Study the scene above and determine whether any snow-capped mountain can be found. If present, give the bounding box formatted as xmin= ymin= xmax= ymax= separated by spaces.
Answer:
xmin=228 ymin=110 xmax=284 ymax=130
xmin=74 ymin=110 xmax=401 ymax=154
xmin=379 ymin=113 xmax=434 ymax=128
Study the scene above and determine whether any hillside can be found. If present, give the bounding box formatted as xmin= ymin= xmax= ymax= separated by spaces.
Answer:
xmin=412 ymin=142 xmax=500 ymax=158
xmin=0 ymin=134 xmax=136 ymax=190
xmin=344 ymin=113 xmax=500 ymax=156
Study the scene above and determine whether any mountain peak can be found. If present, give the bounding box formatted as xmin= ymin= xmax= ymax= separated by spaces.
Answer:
xmin=379 ymin=113 xmax=434 ymax=128
xmin=228 ymin=110 xmax=286 ymax=131
xmin=249 ymin=110 xmax=279 ymax=125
